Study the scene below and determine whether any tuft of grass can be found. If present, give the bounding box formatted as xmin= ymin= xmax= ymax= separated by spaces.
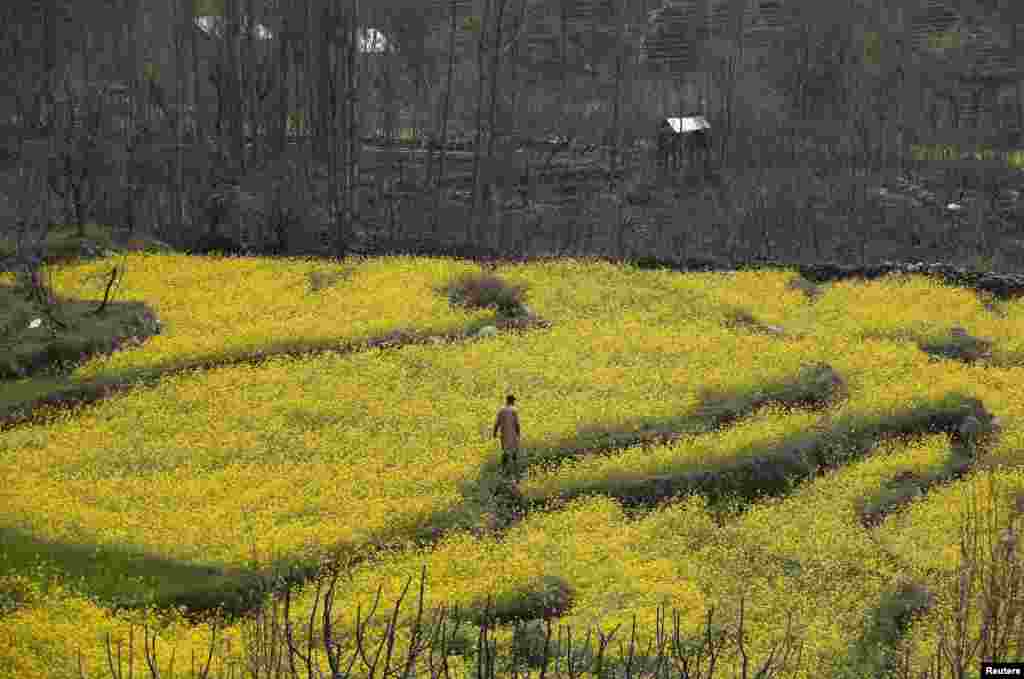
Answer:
xmin=306 ymin=267 xmax=355 ymax=294
xmin=785 ymin=275 xmax=823 ymax=302
xmin=0 ymin=573 xmax=36 ymax=617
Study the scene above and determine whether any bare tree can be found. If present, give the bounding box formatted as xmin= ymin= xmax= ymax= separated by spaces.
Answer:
xmin=469 ymin=0 xmax=494 ymax=245
xmin=430 ymin=0 xmax=461 ymax=236
xmin=6 ymin=162 xmax=71 ymax=334
xmin=483 ymin=0 xmax=509 ymax=250
xmin=344 ymin=0 xmax=361 ymax=256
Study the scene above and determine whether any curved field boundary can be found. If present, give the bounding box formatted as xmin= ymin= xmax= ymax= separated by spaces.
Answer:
xmin=0 ymin=305 xmax=555 ymax=626
xmin=827 ymin=427 xmax=996 ymax=675
xmin=858 ymin=417 xmax=1004 ymax=529
xmin=455 ymin=391 xmax=1001 ymax=673
xmin=0 ymin=317 xmax=552 ymax=435
xmin=90 ymin=366 xmax=998 ymax=633
xmin=1 ymin=348 xmax=840 ymax=624
xmin=223 ymin=380 xmax=999 ymax=668
xmin=518 ymin=361 xmax=846 ymax=483
xmin=3 ymin=251 xmax=1014 ymax=657
xmin=514 ymin=374 xmax=998 ymax=522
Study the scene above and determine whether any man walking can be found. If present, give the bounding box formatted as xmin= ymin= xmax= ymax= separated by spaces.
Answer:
xmin=493 ymin=394 xmax=521 ymax=471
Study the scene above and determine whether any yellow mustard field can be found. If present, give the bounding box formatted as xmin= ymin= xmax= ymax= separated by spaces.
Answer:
xmin=0 ymin=253 xmax=490 ymax=395
xmin=2 ymin=254 xmax=1024 ymax=678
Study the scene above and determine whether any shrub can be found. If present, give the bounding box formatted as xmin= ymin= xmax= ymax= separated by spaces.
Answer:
xmin=466 ymin=574 xmax=575 ymax=627
xmin=444 ymin=272 xmax=527 ymax=316
xmin=506 ymin=616 xmax=599 ymax=672
xmin=440 ymin=621 xmax=478 ymax=657
xmin=510 ymin=619 xmax=556 ymax=669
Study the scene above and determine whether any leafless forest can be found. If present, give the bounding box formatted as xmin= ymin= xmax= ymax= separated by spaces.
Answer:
xmin=2 ymin=0 xmax=1024 ymax=269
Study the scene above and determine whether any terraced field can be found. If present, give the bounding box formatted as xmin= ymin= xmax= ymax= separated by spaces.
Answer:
xmin=2 ymin=252 xmax=1023 ymax=678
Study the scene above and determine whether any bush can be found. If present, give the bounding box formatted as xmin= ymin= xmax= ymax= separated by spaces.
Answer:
xmin=440 ymin=621 xmax=478 ymax=657
xmin=510 ymin=619 xmax=556 ymax=669
xmin=506 ymin=616 xmax=599 ymax=672
xmin=466 ymin=575 xmax=575 ymax=627
xmin=445 ymin=272 xmax=527 ymax=316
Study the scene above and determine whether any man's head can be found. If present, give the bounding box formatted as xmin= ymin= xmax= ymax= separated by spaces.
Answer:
xmin=506 ymin=394 xmax=516 ymax=406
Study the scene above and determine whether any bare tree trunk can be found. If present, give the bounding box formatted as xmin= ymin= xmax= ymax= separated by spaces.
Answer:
xmin=431 ymin=0 xmax=459 ymax=236
xmin=344 ymin=0 xmax=360 ymax=255
xmin=321 ymin=1 xmax=340 ymax=257
xmin=307 ymin=0 xmax=322 ymax=156
xmin=559 ymin=0 xmax=569 ymax=135
xmin=507 ymin=0 xmax=530 ymax=223
xmin=1012 ymin=20 xmax=1024 ymax=142
xmin=45 ymin=72 xmax=113 ymax=245
xmin=380 ymin=33 xmax=398 ymax=145
xmin=187 ymin=0 xmax=205 ymax=242
xmin=469 ymin=0 xmax=493 ymax=244
xmin=277 ymin=12 xmax=290 ymax=162
xmin=227 ymin=0 xmax=246 ymax=179
xmin=173 ymin=0 xmax=188 ymax=241
xmin=485 ymin=0 xmax=507 ymax=251
xmin=607 ymin=0 xmax=627 ymax=193
xmin=76 ymin=24 xmax=94 ymax=239
xmin=300 ymin=0 xmax=316 ymax=244
xmin=304 ymin=0 xmax=324 ymax=249
xmin=244 ymin=0 xmax=261 ymax=170
xmin=334 ymin=0 xmax=351 ymax=257
xmin=42 ymin=0 xmax=65 ymax=231
xmin=43 ymin=0 xmax=59 ymax=143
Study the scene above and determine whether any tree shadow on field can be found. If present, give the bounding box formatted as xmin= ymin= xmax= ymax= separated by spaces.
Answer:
xmin=0 ymin=525 xmax=276 ymax=624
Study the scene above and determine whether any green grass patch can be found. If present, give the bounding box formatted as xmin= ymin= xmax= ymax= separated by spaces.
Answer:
xmin=0 ymin=293 xmax=160 ymax=380
xmin=910 ymin=143 xmax=1024 ymax=169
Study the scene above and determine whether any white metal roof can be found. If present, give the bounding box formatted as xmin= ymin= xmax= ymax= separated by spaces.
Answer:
xmin=193 ymin=16 xmax=390 ymax=53
xmin=666 ymin=116 xmax=710 ymax=133
xmin=194 ymin=16 xmax=274 ymax=40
